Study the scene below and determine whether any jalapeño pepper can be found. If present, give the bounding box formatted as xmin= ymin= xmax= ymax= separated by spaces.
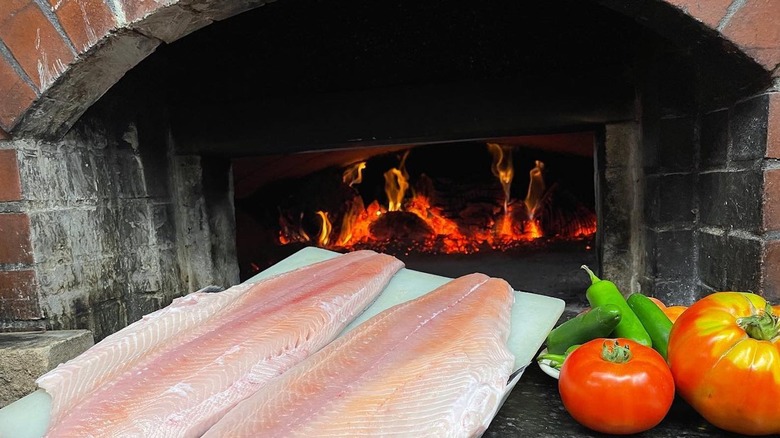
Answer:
xmin=581 ymin=265 xmax=652 ymax=347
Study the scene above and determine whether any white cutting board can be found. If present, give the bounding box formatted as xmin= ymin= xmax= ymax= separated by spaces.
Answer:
xmin=0 ymin=247 xmax=563 ymax=437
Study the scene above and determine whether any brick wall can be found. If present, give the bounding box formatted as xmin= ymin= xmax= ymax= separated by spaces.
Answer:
xmin=0 ymin=84 xmax=239 ymax=340
xmin=0 ymin=1 xmax=778 ymax=332
xmin=633 ymin=44 xmax=780 ymax=304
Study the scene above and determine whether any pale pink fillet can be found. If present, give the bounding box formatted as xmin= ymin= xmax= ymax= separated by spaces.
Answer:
xmin=41 ymin=250 xmax=403 ymax=438
xmin=205 ymin=272 xmax=515 ymax=438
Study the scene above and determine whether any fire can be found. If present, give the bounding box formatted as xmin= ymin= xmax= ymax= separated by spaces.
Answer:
xmin=315 ymin=211 xmax=332 ymax=246
xmin=343 ymin=161 xmax=366 ymax=187
xmin=384 ymin=168 xmax=409 ymax=212
xmin=487 ymin=143 xmax=514 ymax=215
xmin=277 ymin=143 xmax=595 ymax=254
xmin=525 ymin=160 xmax=545 ymax=219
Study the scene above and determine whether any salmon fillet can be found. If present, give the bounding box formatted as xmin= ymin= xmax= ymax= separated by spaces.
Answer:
xmin=204 ymin=272 xmax=515 ymax=438
xmin=40 ymin=250 xmax=403 ymax=437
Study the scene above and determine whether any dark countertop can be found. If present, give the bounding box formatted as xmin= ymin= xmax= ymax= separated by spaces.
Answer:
xmin=484 ymin=354 xmax=746 ymax=438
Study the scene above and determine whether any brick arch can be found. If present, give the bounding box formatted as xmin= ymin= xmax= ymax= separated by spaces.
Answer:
xmin=0 ymin=0 xmax=777 ymax=141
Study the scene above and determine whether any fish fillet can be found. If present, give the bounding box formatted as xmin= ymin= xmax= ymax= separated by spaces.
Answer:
xmin=41 ymin=250 xmax=403 ymax=437
xmin=204 ymin=272 xmax=515 ymax=438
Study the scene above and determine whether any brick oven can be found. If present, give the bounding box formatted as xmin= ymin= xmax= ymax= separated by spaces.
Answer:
xmin=0 ymin=0 xmax=778 ymax=342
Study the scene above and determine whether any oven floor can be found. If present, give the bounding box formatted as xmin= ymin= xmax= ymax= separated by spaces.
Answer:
xmin=399 ymin=239 xmax=595 ymax=314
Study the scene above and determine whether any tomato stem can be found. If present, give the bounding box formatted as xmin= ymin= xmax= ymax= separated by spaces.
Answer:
xmin=600 ymin=339 xmax=632 ymax=363
xmin=736 ymin=303 xmax=780 ymax=341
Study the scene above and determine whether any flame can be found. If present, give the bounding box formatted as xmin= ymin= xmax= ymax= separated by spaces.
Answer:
xmin=525 ymin=160 xmax=545 ymax=219
xmin=315 ymin=211 xmax=332 ymax=246
xmin=336 ymin=196 xmax=365 ymax=246
xmin=384 ymin=168 xmax=409 ymax=212
xmin=526 ymin=218 xmax=543 ymax=239
xmin=487 ymin=143 xmax=514 ymax=215
xmin=343 ymin=161 xmax=366 ymax=187
xmin=277 ymin=146 xmax=595 ymax=254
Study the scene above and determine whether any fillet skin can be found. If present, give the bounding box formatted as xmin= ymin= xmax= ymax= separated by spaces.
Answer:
xmin=204 ymin=273 xmax=515 ymax=438
xmin=41 ymin=250 xmax=403 ymax=438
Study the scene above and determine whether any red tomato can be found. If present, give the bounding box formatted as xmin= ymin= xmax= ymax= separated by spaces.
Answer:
xmin=668 ymin=292 xmax=780 ymax=435
xmin=558 ymin=338 xmax=675 ymax=434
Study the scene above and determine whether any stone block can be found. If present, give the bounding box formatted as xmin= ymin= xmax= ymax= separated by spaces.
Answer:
xmin=29 ymin=211 xmax=71 ymax=265
xmin=700 ymin=109 xmax=729 ymax=169
xmin=726 ymin=169 xmax=763 ymax=232
xmin=730 ymin=94 xmax=769 ymax=162
xmin=768 ymin=92 xmax=780 ymax=159
xmin=0 ymin=330 xmax=93 ymax=408
xmin=699 ymin=169 xmax=763 ymax=232
xmin=655 ymin=229 xmax=696 ymax=281
xmin=724 ymin=234 xmax=762 ymax=292
xmin=699 ymin=230 xmax=728 ymax=290
xmin=657 ymin=173 xmax=696 ymax=224
xmin=658 ymin=117 xmax=695 ymax=172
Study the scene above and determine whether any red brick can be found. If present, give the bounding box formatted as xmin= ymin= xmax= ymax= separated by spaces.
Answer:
xmin=0 ymin=213 xmax=33 ymax=264
xmin=721 ymin=0 xmax=780 ymax=71
xmin=0 ymin=149 xmax=22 ymax=201
xmin=768 ymin=93 xmax=780 ymax=159
xmin=762 ymin=239 xmax=780 ymax=302
xmin=0 ymin=56 xmax=38 ymax=130
xmin=0 ymin=0 xmax=29 ymax=21
xmin=665 ymin=0 xmax=733 ymax=29
xmin=0 ymin=128 xmax=9 ymax=140
xmin=0 ymin=2 xmax=75 ymax=90
xmin=765 ymin=168 xmax=780 ymax=232
xmin=0 ymin=269 xmax=41 ymax=320
xmin=46 ymin=0 xmax=116 ymax=53
xmin=117 ymin=0 xmax=175 ymax=24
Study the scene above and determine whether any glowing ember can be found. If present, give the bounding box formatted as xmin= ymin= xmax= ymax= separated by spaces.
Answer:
xmin=277 ymin=144 xmax=595 ymax=254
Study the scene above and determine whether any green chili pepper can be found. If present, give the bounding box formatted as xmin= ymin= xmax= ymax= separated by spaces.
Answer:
xmin=581 ymin=265 xmax=652 ymax=347
xmin=544 ymin=304 xmax=622 ymax=354
xmin=627 ymin=293 xmax=673 ymax=360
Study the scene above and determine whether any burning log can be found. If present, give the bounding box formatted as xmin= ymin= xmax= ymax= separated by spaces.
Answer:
xmin=368 ymin=211 xmax=435 ymax=243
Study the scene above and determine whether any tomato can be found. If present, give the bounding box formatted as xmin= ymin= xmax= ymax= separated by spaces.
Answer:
xmin=648 ymin=296 xmax=667 ymax=309
xmin=663 ymin=305 xmax=687 ymax=323
xmin=558 ymin=338 xmax=675 ymax=434
xmin=668 ymin=292 xmax=780 ymax=435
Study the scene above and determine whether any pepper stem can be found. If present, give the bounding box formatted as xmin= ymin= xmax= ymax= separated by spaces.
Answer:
xmin=601 ymin=340 xmax=632 ymax=363
xmin=581 ymin=265 xmax=600 ymax=285
xmin=737 ymin=303 xmax=780 ymax=341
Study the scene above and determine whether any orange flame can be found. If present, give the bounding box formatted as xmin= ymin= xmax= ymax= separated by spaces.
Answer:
xmin=384 ymin=167 xmax=409 ymax=212
xmin=343 ymin=161 xmax=366 ymax=187
xmin=277 ymin=146 xmax=594 ymax=254
xmin=487 ymin=143 xmax=514 ymax=215
xmin=315 ymin=211 xmax=332 ymax=246
xmin=525 ymin=160 xmax=545 ymax=219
